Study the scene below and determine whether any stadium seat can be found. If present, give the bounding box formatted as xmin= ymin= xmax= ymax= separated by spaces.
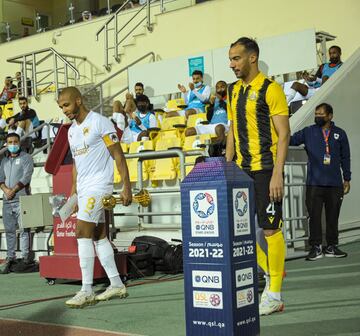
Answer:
xmin=2 ymin=102 xmax=14 ymax=121
xmin=151 ymin=137 xmax=182 ymax=181
xmin=186 ymin=113 xmax=207 ymax=128
xmin=114 ymin=140 xmax=154 ymax=183
xmin=166 ymin=98 xmax=185 ymax=112
xmin=154 ymin=109 xmax=165 ymax=128
xmin=183 ymin=134 xmax=210 ymax=175
xmin=121 ymin=143 xmax=129 ymax=153
xmin=127 ymin=140 xmax=154 ymax=182
xmin=161 ymin=116 xmax=186 ymax=131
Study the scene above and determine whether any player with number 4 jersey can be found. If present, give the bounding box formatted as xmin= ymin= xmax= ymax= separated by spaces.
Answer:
xmin=226 ymin=38 xmax=290 ymax=316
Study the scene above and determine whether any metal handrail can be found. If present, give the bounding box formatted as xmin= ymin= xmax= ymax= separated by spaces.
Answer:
xmin=116 ymin=4 xmax=147 ymax=36
xmin=84 ymin=52 xmax=155 ymax=95
xmin=7 ymin=48 xmax=83 ymax=101
xmin=93 ymin=87 xmax=128 ymax=113
xmin=7 ymin=48 xmax=83 ymax=67
xmin=96 ymin=0 xmax=155 ymax=70
xmin=83 ymin=52 xmax=155 ymax=113
xmin=96 ymin=0 xmax=133 ymax=38
xmin=0 ymin=120 xmax=52 ymax=157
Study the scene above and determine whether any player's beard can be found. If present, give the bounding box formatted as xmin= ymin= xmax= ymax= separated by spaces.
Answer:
xmin=69 ymin=105 xmax=80 ymax=120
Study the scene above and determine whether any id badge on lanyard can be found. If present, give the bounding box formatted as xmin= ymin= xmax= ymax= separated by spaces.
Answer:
xmin=323 ymin=129 xmax=331 ymax=165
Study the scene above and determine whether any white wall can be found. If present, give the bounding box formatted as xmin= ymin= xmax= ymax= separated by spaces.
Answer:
xmin=128 ymin=29 xmax=317 ymax=96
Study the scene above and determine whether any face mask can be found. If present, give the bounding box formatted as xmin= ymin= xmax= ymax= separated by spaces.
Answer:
xmin=314 ymin=117 xmax=326 ymax=127
xmin=8 ymin=145 xmax=20 ymax=153
xmin=194 ymin=81 xmax=203 ymax=89
xmin=217 ymin=90 xmax=227 ymax=97
xmin=137 ymin=105 xmax=147 ymax=113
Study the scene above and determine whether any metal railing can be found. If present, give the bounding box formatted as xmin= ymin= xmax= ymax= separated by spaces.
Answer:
xmin=111 ymin=148 xmax=309 ymax=253
xmin=96 ymin=0 xmax=159 ymax=71
xmin=0 ymin=121 xmax=53 ymax=159
xmin=82 ymin=51 xmax=155 ymax=114
xmin=7 ymin=48 xmax=85 ymax=101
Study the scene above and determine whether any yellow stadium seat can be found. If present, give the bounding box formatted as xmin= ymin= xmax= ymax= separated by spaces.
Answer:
xmin=151 ymin=137 xmax=182 ymax=181
xmin=2 ymin=102 xmax=14 ymax=121
xmin=161 ymin=116 xmax=186 ymax=131
xmin=114 ymin=140 xmax=154 ymax=183
xmin=154 ymin=109 xmax=165 ymax=128
xmin=183 ymin=135 xmax=211 ymax=175
xmin=121 ymin=143 xmax=129 ymax=153
xmin=186 ymin=113 xmax=207 ymax=128
xmin=166 ymin=98 xmax=185 ymax=112
xmin=127 ymin=140 xmax=154 ymax=182
xmin=183 ymin=134 xmax=211 ymax=151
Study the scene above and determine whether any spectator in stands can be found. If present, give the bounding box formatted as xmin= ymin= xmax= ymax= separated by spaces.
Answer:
xmin=134 ymin=82 xmax=145 ymax=97
xmin=185 ymin=80 xmax=229 ymax=143
xmin=169 ymin=70 xmax=210 ymax=118
xmin=112 ymin=100 xmax=132 ymax=144
xmin=7 ymin=97 xmax=40 ymax=138
xmin=286 ymin=46 xmax=343 ymax=104
xmin=226 ymin=37 xmax=289 ymax=316
xmin=0 ymin=133 xmax=34 ymax=274
xmin=0 ymin=76 xmax=17 ymax=105
xmin=16 ymin=71 xmax=32 ymax=97
xmin=128 ymin=94 xmax=156 ymax=142
xmin=82 ymin=10 xmax=92 ymax=21
xmin=123 ymin=82 xmax=146 ymax=114
xmin=290 ymin=103 xmax=351 ymax=260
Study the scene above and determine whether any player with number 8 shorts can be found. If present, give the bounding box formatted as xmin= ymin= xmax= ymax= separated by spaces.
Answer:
xmin=58 ymin=87 xmax=132 ymax=308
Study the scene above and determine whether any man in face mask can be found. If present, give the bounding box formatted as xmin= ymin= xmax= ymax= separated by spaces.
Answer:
xmin=0 ymin=133 xmax=34 ymax=274
xmin=185 ymin=80 xmax=229 ymax=143
xmin=290 ymin=103 xmax=351 ymax=260
xmin=168 ymin=70 xmax=211 ymax=119
xmin=128 ymin=94 xmax=157 ymax=142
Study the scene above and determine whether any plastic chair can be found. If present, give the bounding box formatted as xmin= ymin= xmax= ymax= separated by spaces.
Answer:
xmin=151 ymin=137 xmax=182 ymax=181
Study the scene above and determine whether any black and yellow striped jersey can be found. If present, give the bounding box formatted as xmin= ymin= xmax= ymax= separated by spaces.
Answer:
xmin=227 ymin=72 xmax=288 ymax=171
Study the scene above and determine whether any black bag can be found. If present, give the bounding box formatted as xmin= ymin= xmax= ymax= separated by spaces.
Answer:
xmin=163 ymin=243 xmax=183 ymax=274
xmin=131 ymin=236 xmax=183 ymax=274
xmin=127 ymin=252 xmax=155 ymax=279
xmin=11 ymin=259 xmax=39 ymax=273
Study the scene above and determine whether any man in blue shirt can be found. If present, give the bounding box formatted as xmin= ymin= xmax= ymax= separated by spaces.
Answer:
xmin=128 ymin=94 xmax=157 ymax=142
xmin=185 ymin=80 xmax=229 ymax=143
xmin=168 ymin=70 xmax=210 ymax=119
xmin=286 ymin=46 xmax=343 ymax=104
xmin=290 ymin=103 xmax=351 ymax=260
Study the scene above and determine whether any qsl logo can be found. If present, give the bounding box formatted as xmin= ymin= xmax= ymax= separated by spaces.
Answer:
xmin=209 ymin=294 xmax=221 ymax=307
xmin=235 ymin=191 xmax=248 ymax=217
xmin=192 ymin=192 xmax=215 ymax=219
xmin=246 ymin=289 xmax=253 ymax=303
xmin=193 ymin=290 xmax=223 ymax=310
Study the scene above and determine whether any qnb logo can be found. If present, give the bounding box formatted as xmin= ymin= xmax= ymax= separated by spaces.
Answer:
xmin=238 ymin=271 xmax=252 ymax=283
xmin=235 ymin=191 xmax=248 ymax=217
xmin=192 ymin=192 xmax=215 ymax=219
xmin=235 ymin=267 xmax=254 ymax=288
xmin=196 ymin=224 xmax=215 ymax=231
xmin=195 ymin=275 xmax=220 ymax=284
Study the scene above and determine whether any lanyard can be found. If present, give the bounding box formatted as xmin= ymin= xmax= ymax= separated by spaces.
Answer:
xmin=322 ymin=128 xmax=331 ymax=155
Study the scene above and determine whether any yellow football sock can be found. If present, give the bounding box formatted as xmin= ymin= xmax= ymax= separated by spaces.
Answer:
xmin=256 ymin=242 xmax=268 ymax=274
xmin=265 ymin=230 xmax=285 ymax=293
